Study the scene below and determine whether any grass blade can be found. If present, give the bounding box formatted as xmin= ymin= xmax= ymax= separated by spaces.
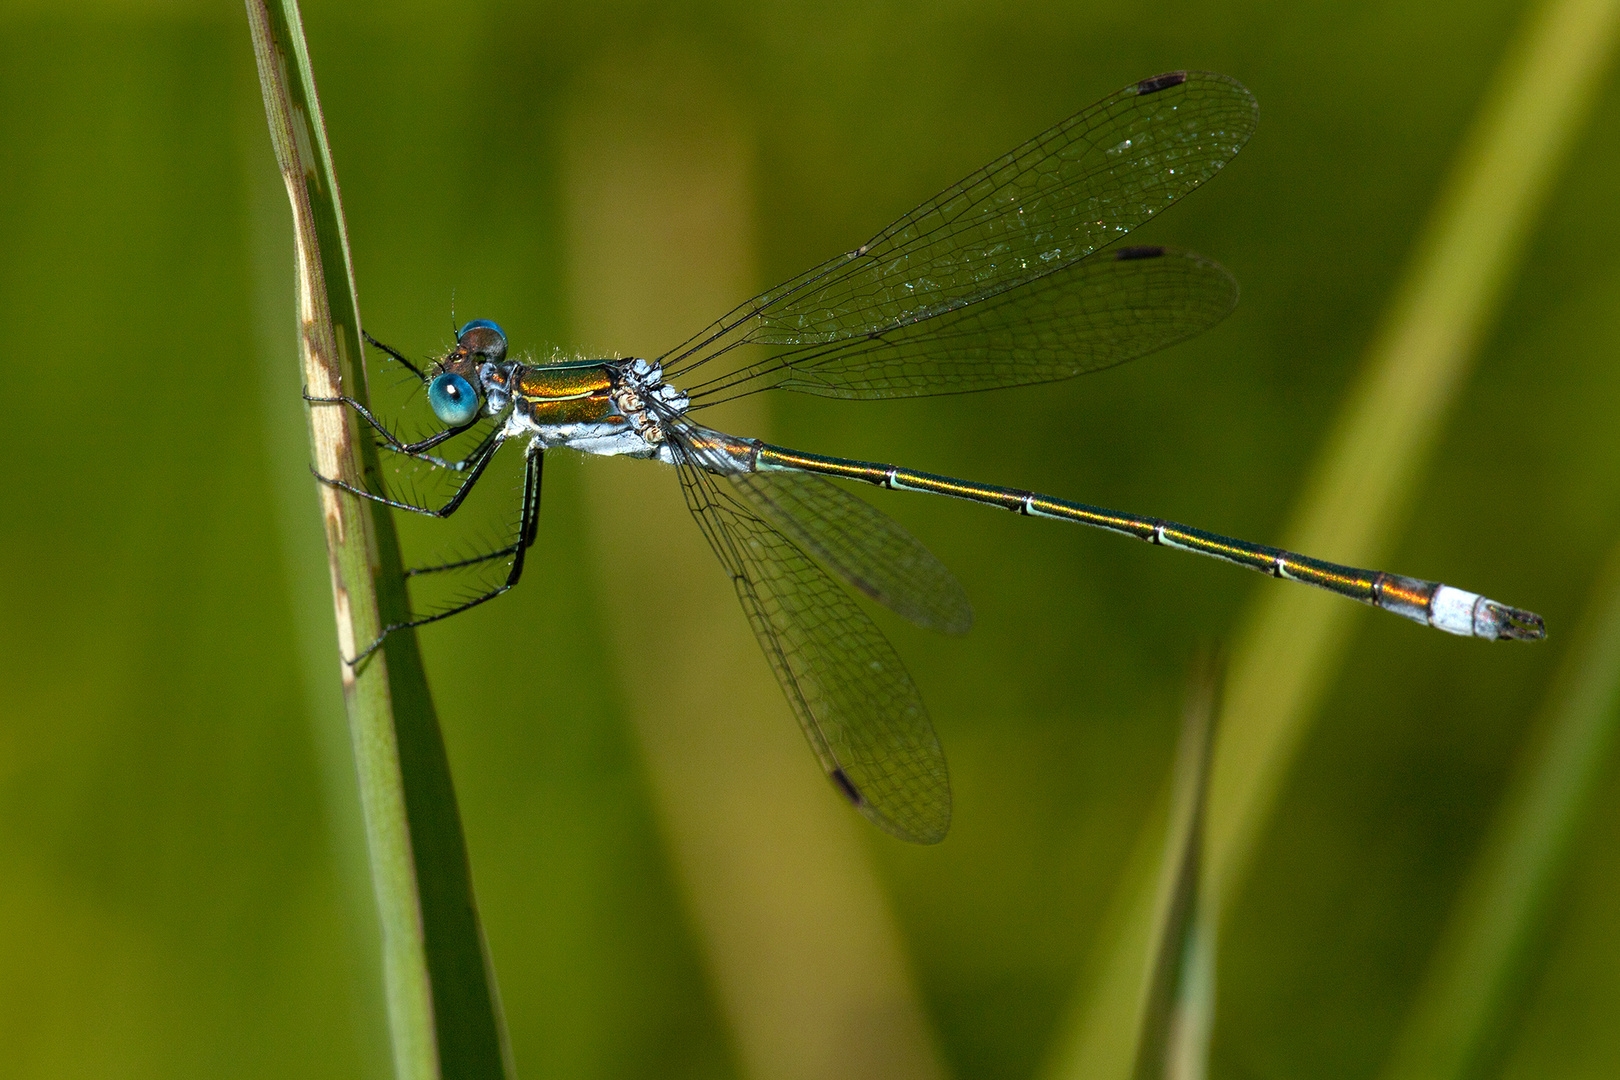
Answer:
xmin=244 ymin=3 xmax=511 ymax=1076
xmin=1043 ymin=657 xmax=1222 ymax=1080
xmin=566 ymin=54 xmax=946 ymax=1080
xmin=1204 ymin=0 xmax=1620 ymax=923
xmin=1133 ymin=655 xmax=1222 ymax=1080
xmin=1378 ymin=536 xmax=1620 ymax=1080
xmin=1044 ymin=3 xmax=1617 ymax=1075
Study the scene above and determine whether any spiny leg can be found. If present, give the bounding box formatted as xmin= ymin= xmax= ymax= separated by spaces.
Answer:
xmin=350 ymin=444 xmax=546 ymax=664
xmin=407 ymin=460 xmax=544 ymax=577
xmin=303 ymin=386 xmax=475 ymax=456
xmin=302 ymin=330 xmax=477 ymax=454
xmin=362 ymin=329 xmax=429 ymax=380
xmin=376 ymin=429 xmax=499 ymax=473
xmin=312 ymin=423 xmax=508 ymax=518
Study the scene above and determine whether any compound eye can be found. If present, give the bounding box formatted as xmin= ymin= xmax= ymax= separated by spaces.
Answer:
xmin=455 ymin=318 xmax=508 ymax=361
xmin=427 ymin=372 xmax=481 ymax=426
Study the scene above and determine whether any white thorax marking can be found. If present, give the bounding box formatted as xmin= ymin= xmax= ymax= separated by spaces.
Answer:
xmin=613 ymin=358 xmax=689 ymax=445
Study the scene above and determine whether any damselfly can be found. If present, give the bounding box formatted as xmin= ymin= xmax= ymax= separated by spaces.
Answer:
xmin=311 ymin=72 xmax=1545 ymax=844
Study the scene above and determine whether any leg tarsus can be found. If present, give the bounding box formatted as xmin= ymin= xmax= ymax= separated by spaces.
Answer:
xmin=342 ymin=448 xmax=546 ymax=663
xmin=308 ymin=424 xmax=507 ymax=518
xmin=305 ymin=386 xmax=476 ymax=455
xmin=308 ymin=465 xmax=442 ymax=515
xmin=407 ymin=544 xmax=521 ymax=578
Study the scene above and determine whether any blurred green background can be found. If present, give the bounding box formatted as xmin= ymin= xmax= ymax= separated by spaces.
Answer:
xmin=3 ymin=1 xmax=1619 ymax=1078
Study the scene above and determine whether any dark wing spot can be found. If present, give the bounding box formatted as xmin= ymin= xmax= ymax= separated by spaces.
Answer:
xmin=1113 ymin=245 xmax=1166 ymax=261
xmin=1135 ymin=71 xmax=1188 ymax=95
xmin=829 ymin=768 xmax=864 ymax=806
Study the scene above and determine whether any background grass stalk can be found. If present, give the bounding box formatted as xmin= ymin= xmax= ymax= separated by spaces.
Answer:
xmin=1378 ymin=536 xmax=1620 ymax=1080
xmin=1044 ymin=2 xmax=1618 ymax=1075
xmin=566 ymin=55 xmax=945 ymax=1080
xmin=11 ymin=2 xmax=1620 ymax=1074
xmin=245 ymin=2 xmax=512 ymax=1076
xmin=1204 ymin=0 xmax=1620 ymax=921
xmin=1131 ymin=656 xmax=1221 ymax=1080
xmin=1040 ymin=780 xmax=1173 ymax=1080
xmin=1043 ymin=658 xmax=1222 ymax=1080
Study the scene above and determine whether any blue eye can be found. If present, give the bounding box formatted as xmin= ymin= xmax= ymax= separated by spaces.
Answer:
xmin=457 ymin=318 xmax=505 ymax=339
xmin=427 ymin=372 xmax=481 ymax=426
xmin=456 ymin=319 xmax=508 ymax=361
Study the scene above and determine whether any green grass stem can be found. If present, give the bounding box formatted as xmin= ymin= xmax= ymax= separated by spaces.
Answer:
xmin=245 ymin=3 xmax=512 ymax=1076
xmin=1043 ymin=658 xmax=1221 ymax=1080
xmin=1132 ymin=656 xmax=1222 ymax=1080
xmin=1204 ymin=0 xmax=1620 ymax=925
xmin=565 ymin=55 xmax=945 ymax=1080
xmin=1379 ymin=536 xmax=1620 ymax=1080
xmin=1042 ymin=781 xmax=1172 ymax=1080
xmin=1043 ymin=2 xmax=1617 ymax=1075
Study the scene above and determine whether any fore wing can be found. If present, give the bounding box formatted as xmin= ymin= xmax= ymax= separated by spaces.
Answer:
xmin=661 ymin=72 xmax=1255 ymax=386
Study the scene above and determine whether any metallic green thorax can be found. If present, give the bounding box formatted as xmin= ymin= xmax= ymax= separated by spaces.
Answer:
xmin=510 ymin=361 xmax=618 ymax=426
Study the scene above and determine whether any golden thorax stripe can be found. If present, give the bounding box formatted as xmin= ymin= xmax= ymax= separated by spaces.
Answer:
xmin=513 ymin=363 xmax=615 ymax=402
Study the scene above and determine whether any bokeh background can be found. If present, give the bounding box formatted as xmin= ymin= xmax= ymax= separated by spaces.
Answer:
xmin=2 ymin=1 xmax=1619 ymax=1078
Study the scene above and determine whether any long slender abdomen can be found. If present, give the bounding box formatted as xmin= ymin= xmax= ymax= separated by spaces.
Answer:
xmin=754 ymin=443 xmax=1545 ymax=642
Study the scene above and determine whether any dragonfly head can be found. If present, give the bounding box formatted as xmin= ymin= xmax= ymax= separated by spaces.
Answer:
xmin=453 ymin=319 xmax=508 ymax=363
xmin=428 ymin=319 xmax=508 ymax=425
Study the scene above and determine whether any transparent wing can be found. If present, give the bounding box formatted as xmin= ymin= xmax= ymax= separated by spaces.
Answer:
xmin=674 ymin=447 xmax=951 ymax=843
xmin=729 ymin=469 xmax=973 ymax=634
xmin=660 ymin=71 xmax=1256 ymax=381
xmin=686 ymin=246 xmax=1237 ymax=403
